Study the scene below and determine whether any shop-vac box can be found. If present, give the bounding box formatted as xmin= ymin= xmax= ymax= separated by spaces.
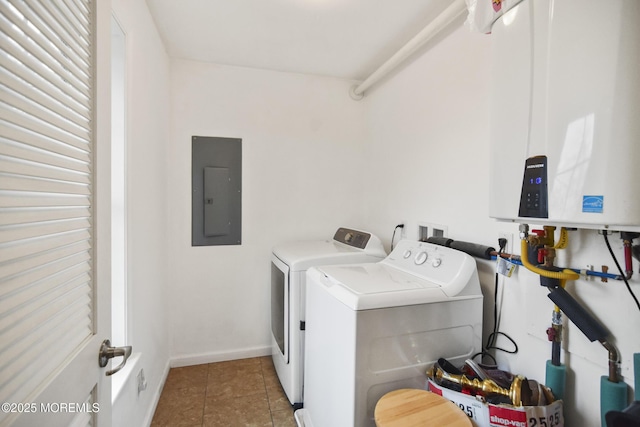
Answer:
xmin=428 ymin=380 xmax=564 ymax=427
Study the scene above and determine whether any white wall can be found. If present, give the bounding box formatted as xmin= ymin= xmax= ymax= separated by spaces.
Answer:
xmin=360 ymin=25 xmax=639 ymax=427
xmin=167 ymin=60 xmax=367 ymax=365
xmin=114 ymin=4 xmax=638 ymax=425
xmin=110 ymin=1 xmax=171 ymax=426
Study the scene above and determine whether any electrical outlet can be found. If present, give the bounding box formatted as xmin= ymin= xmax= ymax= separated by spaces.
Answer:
xmin=400 ymin=220 xmax=407 ymax=239
xmin=498 ymin=232 xmax=513 ymax=254
xmin=418 ymin=222 xmax=448 ymax=241
xmin=137 ymin=368 xmax=147 ymax=395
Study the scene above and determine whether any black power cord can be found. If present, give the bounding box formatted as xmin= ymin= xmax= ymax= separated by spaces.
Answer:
xmin=391 ymin=224 xmax=404 ymax=251
xmin=473 ymin=238 xmax=518 ymax=363
xmin=603 ymin=232 xmax=640 ymax=312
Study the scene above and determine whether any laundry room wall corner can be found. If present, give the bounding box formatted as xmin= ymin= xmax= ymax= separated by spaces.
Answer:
xmin=166 ymin=61 xmax=368 ymax=363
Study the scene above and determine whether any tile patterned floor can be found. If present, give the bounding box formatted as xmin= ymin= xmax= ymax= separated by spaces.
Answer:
xmin=151 ymin=356 xmax=296 ymax=427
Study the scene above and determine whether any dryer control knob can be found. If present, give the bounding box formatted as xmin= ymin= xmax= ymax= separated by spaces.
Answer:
xmin=403 ymin=250 xmax=412 ymax=259
xmin=414 ymin=251 xmax=428 ymax=265
xmin=432 ymin=258 xmax=442 ymax=268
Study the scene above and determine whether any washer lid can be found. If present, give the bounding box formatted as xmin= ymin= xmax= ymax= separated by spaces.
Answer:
xmin=310 ymin=264 xmax=456 ymax=311
xmin=272 ymin=234 xmax=386 ymax=272
xmin=318 ymin=263 xmax=440 ymax=294
xmin=308 ymin=240 xmax=483 ymax=311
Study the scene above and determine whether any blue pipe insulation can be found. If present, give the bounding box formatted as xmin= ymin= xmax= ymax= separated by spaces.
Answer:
xmin=601 ymin=376 xmax=628 ymax=427
xmin=545 ymin=360 xmax=566 ymax=401
xmin=490 ymin=255 xmax=623 ymax=281
xmin=633 ymin=353 xmax=640 ymax=400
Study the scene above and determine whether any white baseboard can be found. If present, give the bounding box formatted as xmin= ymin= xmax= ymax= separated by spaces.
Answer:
xmin=170 ymin=345 xmax=272 ymax=368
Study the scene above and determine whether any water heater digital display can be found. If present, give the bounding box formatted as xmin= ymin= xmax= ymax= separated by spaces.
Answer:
xmin=519 ymin=156 xmax=548 ymax=218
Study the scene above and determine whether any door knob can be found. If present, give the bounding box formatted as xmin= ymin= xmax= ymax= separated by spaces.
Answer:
xmin=99 ymin=339 xmax=132 ymax=376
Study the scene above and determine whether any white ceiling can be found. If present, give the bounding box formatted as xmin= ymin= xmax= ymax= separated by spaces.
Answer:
xmin=145 ymin=0 xmax=455 ymax=81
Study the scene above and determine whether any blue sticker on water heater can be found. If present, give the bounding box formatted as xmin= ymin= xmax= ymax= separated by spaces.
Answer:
xmin=582 ymin=195 xmax=604 ymax=213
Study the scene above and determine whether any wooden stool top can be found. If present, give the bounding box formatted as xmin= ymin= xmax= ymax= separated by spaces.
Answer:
xmin=374 ymin=388 xmax=473 ymax=427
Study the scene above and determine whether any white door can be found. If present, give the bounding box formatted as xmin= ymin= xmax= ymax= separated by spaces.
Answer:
xmin=0 ymin=1 xmax=122 ymax=426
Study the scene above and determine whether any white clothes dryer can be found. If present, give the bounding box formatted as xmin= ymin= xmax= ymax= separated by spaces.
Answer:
xmin=295 ymin=239 xmax=483 ymax=427
xmin=271 ymin=228 xmax=386 ymax=409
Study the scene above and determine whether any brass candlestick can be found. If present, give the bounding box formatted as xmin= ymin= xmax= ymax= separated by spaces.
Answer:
xmin=427 ymin=365 xmax=533 ymax=406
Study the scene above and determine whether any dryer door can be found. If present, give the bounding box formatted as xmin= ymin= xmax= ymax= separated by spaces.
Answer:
xmin=271 ymin=255 xmax=289 ymax=362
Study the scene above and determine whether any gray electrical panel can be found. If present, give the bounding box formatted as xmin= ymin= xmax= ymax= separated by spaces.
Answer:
xmin=192 ymin=136 xmax=241 ymax=246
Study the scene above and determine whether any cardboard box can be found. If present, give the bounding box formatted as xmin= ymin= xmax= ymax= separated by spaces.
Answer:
xmin=428 ymin=379 xmax=564 ymax=427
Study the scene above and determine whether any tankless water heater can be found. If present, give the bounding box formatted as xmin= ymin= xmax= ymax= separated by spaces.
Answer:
xmin=487 ymin=0 xmax=640 ymax=231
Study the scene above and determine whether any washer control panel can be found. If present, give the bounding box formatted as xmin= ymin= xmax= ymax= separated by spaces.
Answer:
xmin=414 ymin=251 xmax=428 ymax=265
xmin=333 ymin=227 xmax=371 ymax=249
xmin=383 ymin=240 xmax=477 ymax=293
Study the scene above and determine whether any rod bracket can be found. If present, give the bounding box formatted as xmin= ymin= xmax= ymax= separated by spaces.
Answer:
xmin=349 ymin=85 xmax=364 ymax=101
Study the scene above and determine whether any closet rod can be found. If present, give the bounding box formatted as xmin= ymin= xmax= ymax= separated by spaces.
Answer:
xmin=350 ymin=0 xmax=467 ymax=100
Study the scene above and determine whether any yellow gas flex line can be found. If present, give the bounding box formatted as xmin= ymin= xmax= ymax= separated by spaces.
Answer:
xmin=520 ymin=238 xmax=579 ymax=281
xmin=553 ymin=227 xmax=569 ymax=250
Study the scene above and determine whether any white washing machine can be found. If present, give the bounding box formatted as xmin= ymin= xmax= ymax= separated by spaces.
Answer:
xmin=295 ymin=239 xmax=483 ymax=427
xmin=271 ymin=227 xmax=386 ymax=409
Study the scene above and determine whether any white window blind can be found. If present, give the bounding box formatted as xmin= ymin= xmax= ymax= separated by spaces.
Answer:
xmin=0 ymin=0 xmax=95 ymax=412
